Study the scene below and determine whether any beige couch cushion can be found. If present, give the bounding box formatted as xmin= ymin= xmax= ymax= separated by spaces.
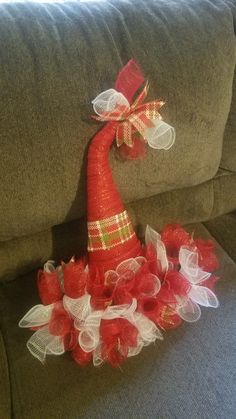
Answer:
xmin=0 ymin=0 xmax=235 ymax=241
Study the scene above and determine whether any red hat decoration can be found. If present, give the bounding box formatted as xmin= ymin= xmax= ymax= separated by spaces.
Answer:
xmin=19 ymin=61 xmax=219 ymax=368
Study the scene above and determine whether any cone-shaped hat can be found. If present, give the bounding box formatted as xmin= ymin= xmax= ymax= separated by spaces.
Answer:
xmin=19 ymin=60 xmax=220 ymax=370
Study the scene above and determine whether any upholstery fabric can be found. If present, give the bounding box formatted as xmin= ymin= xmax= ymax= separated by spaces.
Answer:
xmin=210 ymin=169 xmax=236 ymax=217
xmin=0 ymin=223 xmax=236 ymax=419
xmin=0 ymin=330 xmax=11 ymax=419
xmin=1 ymin=170 xmax=236 ymax=282
xmin=205 ymin=211 xmax=236 ymax=262
xmin=0 ymin=0 xmax=235 ymax=241
xmin=221 ymin=71 xmax=236 ymax=171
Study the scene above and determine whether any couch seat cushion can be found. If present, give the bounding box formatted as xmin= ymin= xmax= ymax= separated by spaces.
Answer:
xmin=0 ymin=223 xmax=236 ymax=419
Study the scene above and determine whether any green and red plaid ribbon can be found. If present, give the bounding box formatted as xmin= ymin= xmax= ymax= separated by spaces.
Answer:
xmin=93 ymin=83 xmax=164 ymax=147
xmin=88 ymin=210 xmax=135 ymax=251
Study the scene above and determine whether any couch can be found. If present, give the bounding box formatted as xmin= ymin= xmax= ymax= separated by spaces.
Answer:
xmin=0 ymin=0 xmax=236 ymax=417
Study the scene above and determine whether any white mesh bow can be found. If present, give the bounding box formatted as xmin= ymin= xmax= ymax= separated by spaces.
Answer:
xmin=105 ymin=256 xmax=148 ymax=286
xmin=27 ymin=325 xmax=65 ymax=363
xmin=63 ymin=294 xmax=92 ymax=322
xmin=145 ymin=225 xmax=168 ymax=272
xmin=132 ymin=312 xmax=163 ymax=345
xmin=78 ymin=310 xmax=103 ymax=353
xmin=144 ymin=119 xmax=176 ymax=150
xmin=92 ymin=89 xmax=130 ymax=117
xmin=102 ymin=299 xmax=137 ymax=320
xmin=19 ymin=304 xmax=65 ymax=363
xmin=105 ymin=256 xmax=160 ymax=297
xmin=127 ymin=312 xmax=163 ymax=358
xmin=179 ymin=247 xmax=211 ymax=285
xmin=93 ymin=344 xmax=104 ymax=367
xmin=175 ymin=296 xmax=201 ymax=322
xmin=116 ymin=258 xmax=141 ymax=275
xmin=176 ymin=247 xmax=219 ymax=322
xmin=19 ymin=304 xmax=54 ymax=329
xmin=44 ymin=260 xmax=56 ymax=273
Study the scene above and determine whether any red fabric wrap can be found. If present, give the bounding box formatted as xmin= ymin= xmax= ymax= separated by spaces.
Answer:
xmin=72 ymin=345 xmax=92 ymax=366
xmin=48 ymin=302 xmax=73 ymax=337
xmin=37 ymin=269 xmax=63 ymax=305
xmin=87 ymin=121 xmax=123 ymax=221
xmin=100 ymin=318 xmax=138 ymax=367
xmin=63 ymin=259 xmax=87 ymax=298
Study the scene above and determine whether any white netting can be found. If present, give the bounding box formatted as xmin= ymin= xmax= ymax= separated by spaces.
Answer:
xmin=189 ymin=285 xmax=219 ymax=308
xmin=79 ymin=327 xmax=100 ymax=353
xmin=145 ymin=225 xmax=168 ymax=272
xmin=27 ymin=325 xmax=65 ymax=363
xmin=63 ymin=294 xmax=92 ymax=321
xmin=78 ymin=310 xmax=103 ymax=352
xmin=135 ymin=256 xmax=147 ymax=266
xmin=44 ymin=260 xmax=56 ymax=273
xmin=92 ymin=89 xmax=129 ymax=117
xmin=179 ymin=247 xmax=211 ymax=285
xmin=144 ymin=119 xmax=175 ymax=150
xmin=93 ymin=344 xmax=104 ymax=367
xmin=131 ymin=312 xmax=163 ymax=345
xmin=116 ymin=258 xmax=141 ymax=276
xmin=176 ymin=297 xmax=201 ymax=323
xmin=139 ymin=273 xmax=161 ymax=297
xmin=128 ymin=341 xmax=144 ymax=357
xmin=102 ymin=299 xmax=137 ymax=320
xmin=19 ymin=304 xmax=54 ymax=328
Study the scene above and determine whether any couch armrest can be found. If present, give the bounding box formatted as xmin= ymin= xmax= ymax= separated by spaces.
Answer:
xmin=0 ymin=329 xmax=11 ymax=419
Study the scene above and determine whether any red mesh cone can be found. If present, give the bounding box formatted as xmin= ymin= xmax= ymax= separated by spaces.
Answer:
xmin=87 ymin=60 xmax=146 ymax=271
xmin=87 ymin=120 xmax=141 ymax=271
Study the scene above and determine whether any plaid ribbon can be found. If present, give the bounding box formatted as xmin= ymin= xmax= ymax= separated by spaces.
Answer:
xmin=88 ymin=210 xmax=135 ymax=251
xmin=93 ymin=83 xmax=164 ymax=147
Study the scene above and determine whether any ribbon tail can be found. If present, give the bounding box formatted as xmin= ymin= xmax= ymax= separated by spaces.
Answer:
xmin=131 ymin=82 xmax=149 ymax=109
xmin=115 ymin=59 xmax=145 ymax=103
xmin=116 ymin=122 xmax=133 ymax=147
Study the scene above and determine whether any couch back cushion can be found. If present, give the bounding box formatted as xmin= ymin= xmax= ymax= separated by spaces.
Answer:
xmin=0 ymin=0 xmax=235 ymax=241
xmin=221 ymin=71 xmax=236 ymax=172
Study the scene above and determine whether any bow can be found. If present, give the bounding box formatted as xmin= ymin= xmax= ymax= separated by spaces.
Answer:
xmin=92 ymin=83 xmax=165 ymax=147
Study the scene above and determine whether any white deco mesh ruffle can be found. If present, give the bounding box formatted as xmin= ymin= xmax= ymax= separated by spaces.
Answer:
xmin=144 ymin=225 xmax=219 ymax=322
xmin=27 ymin=325 xmax=65 ymax=363
xmin=92 ymin=89 xmax=130 ymax=116
xmin=19 ymin=224 xmax=219 ymax=364
xmin=19 ymin=304 xmax=54 ymax=328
